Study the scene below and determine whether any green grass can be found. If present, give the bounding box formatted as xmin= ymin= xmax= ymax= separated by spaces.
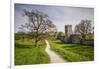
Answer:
xmin=15 ymin=39 xmax=50 ymax=65
xmin=49 ymin=39 xmax=94 ymax=62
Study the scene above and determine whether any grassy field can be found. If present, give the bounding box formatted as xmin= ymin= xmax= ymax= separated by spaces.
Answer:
xmin=49 ymin=39 xmax=94 ymax=62
xmin=15 ymin=39 xmax=50 ymax=65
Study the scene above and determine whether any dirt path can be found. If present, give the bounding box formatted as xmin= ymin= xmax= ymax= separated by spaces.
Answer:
xmin=45 ymin=40 xmax=66 ymax=63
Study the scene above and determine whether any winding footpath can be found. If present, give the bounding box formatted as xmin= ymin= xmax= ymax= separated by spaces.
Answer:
xmin=45 ymin=40 xmax=66 ymax=63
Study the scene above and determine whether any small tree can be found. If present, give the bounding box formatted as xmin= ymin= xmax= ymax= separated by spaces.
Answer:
xmin=20 ymin=9 xmax=56 ymax=47
xmin=75 ymin=20 xmax=92 ymax=39
xmin=57 ymin=32 xmax=64 ymax=38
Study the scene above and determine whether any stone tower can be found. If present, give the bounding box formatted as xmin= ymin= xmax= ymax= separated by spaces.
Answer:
xmin=65 ymin=25 xmax=72 ymax=38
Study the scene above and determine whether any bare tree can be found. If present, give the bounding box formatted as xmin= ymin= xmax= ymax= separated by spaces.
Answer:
xmin=19 ymin=9 xmax=56 ymax=47
xmin=75 ymin=20 xmax=92 ymax=39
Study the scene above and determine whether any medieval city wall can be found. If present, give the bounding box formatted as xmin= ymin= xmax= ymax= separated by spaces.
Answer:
xmin=58 ymin=24 xmax=94 ymax=46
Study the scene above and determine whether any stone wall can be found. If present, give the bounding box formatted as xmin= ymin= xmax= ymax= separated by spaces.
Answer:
xmin=63 ymin=24 xmax=94 ymax=46
xmin=58 ymin=36 xmax=65 ymax=41
xmin=81 ymin=39 xmax=94 ymax=46
xmin=70 ymin=35 xmax=81 ymax=44
xmin=58 ymin=35 xmax=94 ymax=46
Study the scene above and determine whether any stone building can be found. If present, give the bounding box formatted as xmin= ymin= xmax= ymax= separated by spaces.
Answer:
xmin=69 ymin=34 xmax=81 ymax=44
xmin=65 ymin=25 xmax=72 ymax=37
xmin=63 ymin=24 xmax=94 ymax=45
xmin=64 ymin=25 xmax=73 ymax=43
xmin=64 ymin=24 xmax=80 ymax=43
xmin=58 ymin=24 xmax=94 ymax=46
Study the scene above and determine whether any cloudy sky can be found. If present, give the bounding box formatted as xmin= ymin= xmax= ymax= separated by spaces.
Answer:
xmin=15 ymin=3 xmax=94 ymax=33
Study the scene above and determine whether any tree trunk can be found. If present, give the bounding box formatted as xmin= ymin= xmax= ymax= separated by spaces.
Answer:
xmin=35 ymin=39 xmax=38 ymax=48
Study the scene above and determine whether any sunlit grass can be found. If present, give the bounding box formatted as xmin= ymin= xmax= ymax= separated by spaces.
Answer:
xmin=49 ymin=39 xmax=94 ymax=62
xmin=15 ymin=39 xmax=50 ymax=65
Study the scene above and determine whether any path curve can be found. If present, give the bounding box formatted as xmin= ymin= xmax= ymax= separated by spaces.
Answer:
xmin=45 ymin=40 xmax=66 ymax=63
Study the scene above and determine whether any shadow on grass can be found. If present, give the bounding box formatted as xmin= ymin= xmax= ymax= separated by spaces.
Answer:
xmin=15 ymin=42 xmax=33 ymax=48
xmin=54 ymin=40 xmax=94 ymax=47
xmin=54 ymin=40 xmax=77 ymax=46
xmin=54 ymin=41 xmax=66 ymax=44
